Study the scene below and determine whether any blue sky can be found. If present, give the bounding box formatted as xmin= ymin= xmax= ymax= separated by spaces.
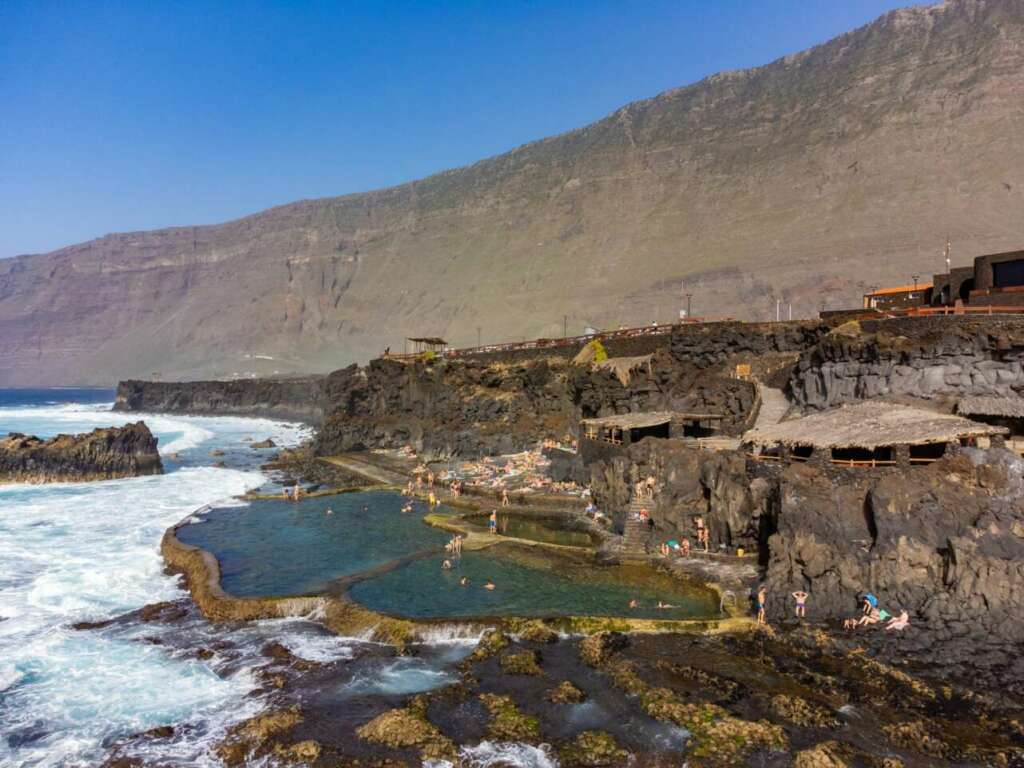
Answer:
xmin=0 ymin=0 xmax=911 ymax=257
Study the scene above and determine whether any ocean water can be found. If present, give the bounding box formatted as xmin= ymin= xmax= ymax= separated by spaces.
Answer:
xmin=0 ymin=391 xmax=317 ymax=767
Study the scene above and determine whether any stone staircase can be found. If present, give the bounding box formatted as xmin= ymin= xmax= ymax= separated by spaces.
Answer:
xmin=621 ymin=498 xmax=653 ymax=556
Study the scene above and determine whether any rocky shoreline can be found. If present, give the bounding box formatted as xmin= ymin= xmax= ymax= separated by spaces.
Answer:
xmin=0 ymin=421 xmax=162 ymax=483
xmin=113 ymin=314 xmax=1024 ymax=764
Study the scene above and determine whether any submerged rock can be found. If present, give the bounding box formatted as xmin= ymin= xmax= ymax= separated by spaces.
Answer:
xmin=0 ymin=422 xmax=162 ymax=483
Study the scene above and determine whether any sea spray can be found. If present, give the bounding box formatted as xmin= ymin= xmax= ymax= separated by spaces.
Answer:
xmin=0 ymin=399 xmax=308 ymax=766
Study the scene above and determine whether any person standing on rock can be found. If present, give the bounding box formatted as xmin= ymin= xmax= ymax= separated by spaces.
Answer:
xmin=489 ymin=509 xmax=498 ymax=534
xmin=501 ymin=488 xmax=510 ymax=507
xmin=756 ymin=586 xmax=767 ymax=625
xmin=792 ymin=590 xmax=808 ymax=618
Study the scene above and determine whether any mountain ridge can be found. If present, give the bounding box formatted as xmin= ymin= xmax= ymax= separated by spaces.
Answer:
xmin=2 ymin=0 xmax=1022 ymax=385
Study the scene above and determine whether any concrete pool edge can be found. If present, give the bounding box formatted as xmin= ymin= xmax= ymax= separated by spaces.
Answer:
xmin=162 ymin=509 xmax=754 ymax=646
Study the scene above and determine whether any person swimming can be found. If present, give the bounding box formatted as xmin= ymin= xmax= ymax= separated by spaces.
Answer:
xmin=629 ymin=598 xmax=638 ymax=609
xmin=325 ymin=507 xmax=333 ymax=515
xmin=483 ymin=581 xmax=495 ymax=591
xmin=460 ymin=577 xmax=469 ymax=587
xmin=442 ymin=559 xmax=452 ymax=570
xmin=656 ymin=601 xmax=676 ymax=610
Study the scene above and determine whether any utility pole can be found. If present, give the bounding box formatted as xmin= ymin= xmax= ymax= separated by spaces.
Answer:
xmin=563 ymin=315 xmax=568 ymax=338
xmin=788 ymin=303 xmax=792 ymax=321
xmin=775 ymin=299 xmax=781 ymax=322
xmin=685 ymin=293 xmax=692 ymax=319
xmin=944 ymin=235 xmax=951 ymax=273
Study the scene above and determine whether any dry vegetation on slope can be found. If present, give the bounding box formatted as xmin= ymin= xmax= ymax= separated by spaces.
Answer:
xmin=1 ymin=0 xmax=1022 ymax=385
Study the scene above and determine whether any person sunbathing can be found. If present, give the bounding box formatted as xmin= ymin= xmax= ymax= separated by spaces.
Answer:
xmin=884 ymin=609 xmax=910 ymax=631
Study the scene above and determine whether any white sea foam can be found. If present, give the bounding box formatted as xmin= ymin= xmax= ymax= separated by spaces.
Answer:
xmin=0 ymin=402 xmax=308 ymax=767
xmin=425 ymin=741 xmax=559 ymax=768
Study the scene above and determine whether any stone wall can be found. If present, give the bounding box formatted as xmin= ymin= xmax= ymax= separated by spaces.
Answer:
xmin=790 ymin=315 xmax=1024 ymax=410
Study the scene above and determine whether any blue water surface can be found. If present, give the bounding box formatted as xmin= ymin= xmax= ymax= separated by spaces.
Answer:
xmin=176 ymin=492 xmax=451 ymax=597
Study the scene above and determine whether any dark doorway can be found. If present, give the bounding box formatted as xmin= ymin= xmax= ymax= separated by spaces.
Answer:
xmin=681 ymin=421 xmax=716 ymax=438
xmin=630 ymin=422 xmax=670 ymax=442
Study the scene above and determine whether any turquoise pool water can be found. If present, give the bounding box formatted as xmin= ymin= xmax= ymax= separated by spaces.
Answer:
xmin=347 ymin=551 xmax=719 ymax=621
xmin=176 ymin=491 xmax=449 ymax=597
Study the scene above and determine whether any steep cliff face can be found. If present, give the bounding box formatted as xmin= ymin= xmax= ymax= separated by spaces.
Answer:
xmin=763 ymin=449 xmax=1024 ymax=642
xmin=0 ymin=422 xmax=163 ymax=483
xmin=586 ymin=438 xmax=1024 ymax=643
xmin=114 ymin=377 xmax=327 ymax=424
xmin=791 ymin=316 xmax=1024 ymax=409
xmin=3 ymin=0 xmax=1022 ymax=386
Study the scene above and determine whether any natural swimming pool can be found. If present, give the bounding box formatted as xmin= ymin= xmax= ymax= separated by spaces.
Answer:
xmin=347 ymin=548 xmax=720 ymax=621
xmin=463 ymin=512 xmax=598 ymax=548
xmin=176 ymin=491 xmax=720 ymax=620
xmin=175 ymin=491 xmax=449 ymax=597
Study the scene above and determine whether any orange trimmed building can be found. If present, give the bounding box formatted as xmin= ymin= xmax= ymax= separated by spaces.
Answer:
xmin=862 ymin=283 xmax=933 ymax=311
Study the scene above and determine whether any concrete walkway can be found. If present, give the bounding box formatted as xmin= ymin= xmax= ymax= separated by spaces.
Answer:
xmin=753 ymin=383 xmax=790 ymax=430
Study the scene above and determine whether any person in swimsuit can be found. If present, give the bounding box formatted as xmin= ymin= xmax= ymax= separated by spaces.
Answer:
xmin=792 ymin=590 xmax=808 ymax=618
xmin=484 ymin=581 xmax=495 ymax=591
xmin=489 ymin=509 xmax=498 ymax=533
xmin=442 ymin=559 xmax=452 ymax=570
xmin=756 ymin=586 xmax=767 ymax=625
xmin=501 ymin=488 xmax=510 ymax=507
xmin=460 ymin=577 xmax=469 ymax=587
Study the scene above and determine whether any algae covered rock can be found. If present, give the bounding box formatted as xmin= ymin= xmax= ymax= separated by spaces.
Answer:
xmin=479 ymin=693 xmax=541 ymax=742
xmin=769 ymin=693 xmax=840 ymax=729
xmin=216 ymin=707 xmax=302 ymax=767
xmin=355 ymin=706 xmax=456 ymax=762
xmin=883 ymin=719 xmax=949 ymax=759
xmin=559 ymin=730 xmax=630 ymax=767
xmin=579 ymin=631 xmax=629 ymax=667
xmin=793 ymin=741 xmax=850 ymax=768
xmin=463 ymin=628 xmax=509 ymax=666
xmin=500 ymin=650 xmax=545 ymax=676
xmin=514 ymin=619 xmax=559 ymax=644
xmin=546 ymin=680 xmax=587 ymax=704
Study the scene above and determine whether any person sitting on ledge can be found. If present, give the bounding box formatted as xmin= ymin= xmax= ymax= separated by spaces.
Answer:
xmin=884 ymin=609 xmax=910 ymax=631
xmin=680 ymin=538 xmax=691 ymax=557
xmin=862 ymin=593 xmax=879 ymax=615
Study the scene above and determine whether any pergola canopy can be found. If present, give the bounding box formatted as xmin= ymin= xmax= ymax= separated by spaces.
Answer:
xmin=743 ymin=401 xmax=1005 ymax=450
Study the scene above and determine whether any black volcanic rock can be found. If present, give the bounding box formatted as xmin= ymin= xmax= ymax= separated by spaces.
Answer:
xmin=0 ymin=422 xmax=163 ymax=483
